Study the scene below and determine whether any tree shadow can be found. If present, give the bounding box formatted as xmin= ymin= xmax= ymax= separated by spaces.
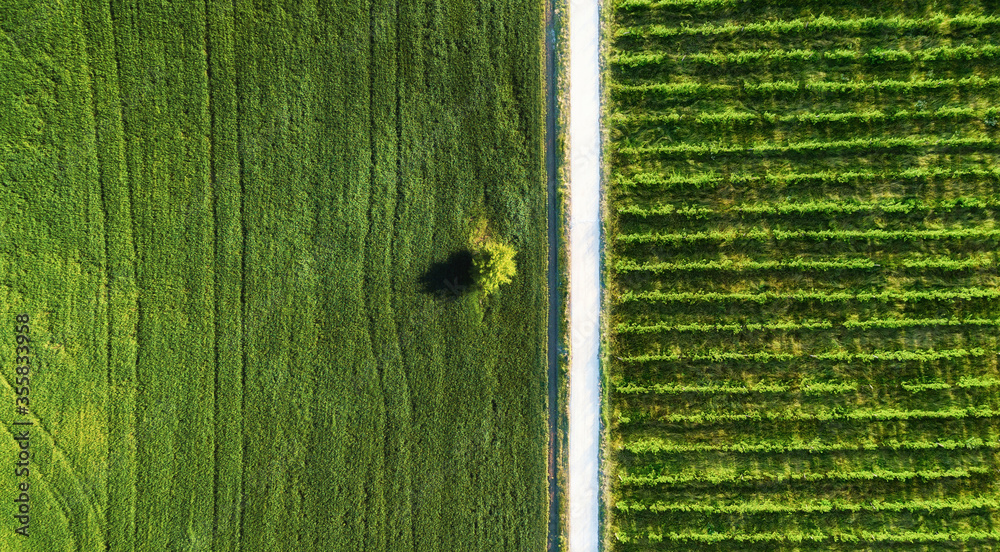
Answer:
xmin=420 ymin=250 xmax=476 ymax=300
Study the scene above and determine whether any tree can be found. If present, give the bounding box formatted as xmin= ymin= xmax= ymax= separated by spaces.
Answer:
xmin=473 ymin=240 xmax=517 ymax=296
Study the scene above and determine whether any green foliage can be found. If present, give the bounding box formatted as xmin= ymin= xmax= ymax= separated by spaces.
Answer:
xmin=617 ymin=196 xmax=1000 ymax=218
xmin=621 ymin=287 xmax=1000 ymax=304
xmin=621 ymin=436 xmax=999 ymax=454
xmin=618 ymin=465 xmax=991 ymax=486
xmin=617 ymin=135 xmax=992 ymax=160
xmin=612 ymin=75 xmax=1000 ymax=109
xmin=617 ymin=495 xmax=1000 ymax=514
xmin=618 ymin=14 xmax=1000 ymax=39
xmin=616 ymin=319 xmax=832 ymax=334
xmin=618 ymin=166 xmax=1000 ymax=192
xmin=473 ymin=239 xmax=518 ymax=296
xmin=607 ymin=0 xmax=1000 ymax=548
xmin=0 ymin=0 xmax=546 ymax=550
xmin=615 ymin=381 xmax=792 ymax=394
xmin=615 ymin=257 xmax=881 ymax=273
xmin=614 ymin=46 xmax=872 ymax=68
xmin=618 ymin=227 xmax=1000 ymax=245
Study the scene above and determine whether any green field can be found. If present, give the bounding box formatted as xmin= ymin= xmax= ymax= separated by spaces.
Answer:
xmin=606 ymin=0 xmax=1000 ymax=549
xmin=1 ymin=0 xmax=547 ymax=550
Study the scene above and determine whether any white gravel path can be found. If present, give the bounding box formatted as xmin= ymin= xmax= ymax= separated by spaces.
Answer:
xmin=567 ymin=0 xmax=601 ymax=548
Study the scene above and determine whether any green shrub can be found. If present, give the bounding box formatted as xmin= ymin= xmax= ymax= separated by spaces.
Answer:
xmin=473 ymin=240 xmax=517 ymax=296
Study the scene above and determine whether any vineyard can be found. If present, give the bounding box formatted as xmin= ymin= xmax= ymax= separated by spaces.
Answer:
xmin=606 ymin=0 xmax=1000 ymax=549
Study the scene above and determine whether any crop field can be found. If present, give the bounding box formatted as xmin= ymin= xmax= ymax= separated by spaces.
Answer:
xmin=0 ymin=0 xmax=546 ymax=550
xmin=606 ymin=0 xmax=1000 ymax=549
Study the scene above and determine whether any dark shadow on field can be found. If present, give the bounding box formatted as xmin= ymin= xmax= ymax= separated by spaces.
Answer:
xmin=420 ymin=250 xmax=476 ymax=300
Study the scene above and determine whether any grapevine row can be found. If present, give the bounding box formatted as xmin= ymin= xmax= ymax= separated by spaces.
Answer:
xmin=616 ymin=196 xmax=1000 ymax=218
xmin=616 ymin=227 xmax=1000 ymax=245
xmin=620 ymin=287 xmax=1000 ymax=304
xmin=612 ymin=43 xmax=1000 ymax=68
xmin=615 ymin=528 xmax=1000 ymax=545
xmin=615 ymin=319 xmax=833 ymax=335
xmin=613 ymin=256 xmax=991 ymax=273
xmin=616 ymin=405 xmax=1000 ymax=426
xmin=616 ymin=377 xmax=1000 ymax=397
xmin=843 ymin=317 xmax=1000 ymax=330
xmin=612 ymin=105 xmax=1000 ymax=127
xmin=620 ymin=347 xmax=986 ymax=364
xmin=614 ymin=258 xmax=878 ymax=273
xmin=615 ymin=495 xmax=1000 ymax=515
xmin=807 ymin=75 xmax=1000 ymax=93
xmin=957 ymin=376 xmax=1000 ymax=389
xmin=615 ymin=166 xmax=1000 ymax=191
xmin=618 ymin=380 xmax=860 ymax=395
xmin=620 ymin=436 xmax=1000 ymax=455
xmin=900 ymin=377 xmax=1000 ymax=392
xmin=615 ymin=381 xmax=793 ymax=394
xmin=615 ymin=136 xmax=992 ymax=160
xmin=902 ymin=256 xmax=997 ymax=269
xmin=616 ymin=14 xmax=1000 ymax=39
xmin=615 ymin=317 xmax=1000 ymax=336
xmin=611 ymin=75 xmax=1000 ymax=100
xmin=615 ymin=0 xmax=743 ymax=11
xmin=617 ymin=465 xmax=990 ymax=487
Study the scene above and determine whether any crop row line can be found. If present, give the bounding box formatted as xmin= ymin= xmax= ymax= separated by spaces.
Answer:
xmin=616 ymin=319 xmax=834 ymax=334
xmin=620 ymin=287 xmax=1000 ymax=305
xmin=614 ymin=380 xmax=851 ymax=395
xmin=845 ymin=317 xmax=1000 ymax=330
xmin=615 ymin=0 xmax=743 ymax=10
xmin=619 ymin=287 xmax=1000 ymax=304
xmin=620 ymin=436 xmax=1000 ymax=455
xmin=615 ymin=14 xmax=1000 ymax=39
xmin=612 ymin=44 xmax=1000 ymax=68
xmin=617 ymin=465 xmax=990 ymax=487
xmin=617 ymin=405 xmax=1000 ymax=426
xmin=613 ymin=256 xmax=992 ymax=273
xmin=615 ymin=317 xmax=1000 ymax=335
xmin=615 ymin=528 xmax=1000 ymax=545
xmin=615 ymin=136 xmax=992 ymax=159
xmin=615 ymin=375 xmax=1000 ymax=396
xmin=617 ymin=227 xmax=1000 ymax=245
xmin=620 ymin=347 xmax=987 ymax=364
xmin=611 ymin=75 xmax=1000 ymax=99
xmin=615 ymin=166 xmax=1000 ymax=191
xmin=611 ymin=105 xmax=1000 ymax=127
xmin=617 ymin=196 xmax=999 ymax=218
xmin=615 ymin=495 xmax=1000 ymax=515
